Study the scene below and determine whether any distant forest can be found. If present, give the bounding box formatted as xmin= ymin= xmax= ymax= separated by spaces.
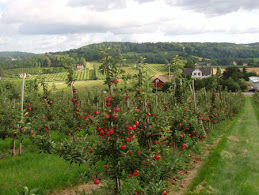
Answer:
xmin=1 ymin=42 xmax=259 ymax=69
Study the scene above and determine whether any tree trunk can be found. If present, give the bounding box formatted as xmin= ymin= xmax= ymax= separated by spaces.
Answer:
xmin=174 ymin=141 xmax=177 ymax=157
xmin=12 ymin=135 xmax=16 ymax=157
xmin=19 ymin=137 xmax=22 ymax=155
xmin=73 ymin=133 xmax=77 ymax=143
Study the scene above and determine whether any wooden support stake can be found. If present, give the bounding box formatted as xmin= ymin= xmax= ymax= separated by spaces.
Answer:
xmin=192 ymin=80 xmax=197 ymax=112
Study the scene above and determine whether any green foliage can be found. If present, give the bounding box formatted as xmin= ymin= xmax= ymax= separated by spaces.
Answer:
xmin=0 ymin=67 xmax=6 ymax=77
xmin=184 ymin=58 xmax=194 ymax=68
xmin=216 ymin=66 xmax=221 ymax=78
xmin=99 ymin=47 xmax=124 ymax=86
xmin=222 ymin=66 xmax=243 ymax=81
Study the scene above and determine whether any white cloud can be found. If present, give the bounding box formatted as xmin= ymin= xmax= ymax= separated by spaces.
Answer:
xmin=166 ymin=0 xmax=259 ymax=15
xmin=0 ymin=0 xmax=259 ymax=53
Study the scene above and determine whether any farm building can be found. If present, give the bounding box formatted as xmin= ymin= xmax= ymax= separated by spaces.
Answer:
xmin=77 ymin=65 xmax=84 ymax=71
xmin=152 ymin=76 xmax=169 ymax=88
xmin=249 ymin=76 xmax=259 ymax=91
xmin=18 ymin=73 xmax=27 ymax=78
xmin=183 ymin=67 xmax=213 ymax=79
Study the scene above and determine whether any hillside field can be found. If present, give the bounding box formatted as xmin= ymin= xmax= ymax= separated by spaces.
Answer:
xmin=213 ymin=67 xmax=259 ymax=75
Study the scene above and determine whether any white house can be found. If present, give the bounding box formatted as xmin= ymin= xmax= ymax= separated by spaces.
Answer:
xmin=183 ymin=67 xmax=213 ymax=79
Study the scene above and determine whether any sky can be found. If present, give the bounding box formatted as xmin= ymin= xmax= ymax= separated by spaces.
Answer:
xmin=1 ymin=0 xmax=259 ymax=53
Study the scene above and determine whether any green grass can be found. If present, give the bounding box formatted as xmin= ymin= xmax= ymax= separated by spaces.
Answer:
xmin=0 ymin=153 xmax=87 ymax=195
xmin=0 ymin=131 xmax=87 ymax=195
xmin=186 ymin=97 xmax=259 ymax=194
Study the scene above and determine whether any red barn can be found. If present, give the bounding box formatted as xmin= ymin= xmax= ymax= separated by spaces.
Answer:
xmin=152 ymin=76 xmax=169 ymax=88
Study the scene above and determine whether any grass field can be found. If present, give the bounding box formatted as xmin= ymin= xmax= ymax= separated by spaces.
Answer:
xmin=186 ymin=97 xmax=259 ymax=194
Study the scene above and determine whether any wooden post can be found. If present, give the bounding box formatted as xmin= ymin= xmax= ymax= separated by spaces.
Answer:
xmin=20 ymin=73 xmax=25 ymax=115
xmin=173 ymin=74 xmax=176 ymax=104
xmin=192 ymin=80 xmax=197 ymax=112
xmin=19 ymin=73 xmax=26 ymax=155
xmin=127 ymin=98 xmax=130 ymax=110
xmin=70 ymin=83 xmax=74 ymax=109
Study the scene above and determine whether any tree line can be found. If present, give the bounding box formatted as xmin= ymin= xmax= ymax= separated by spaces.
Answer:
xmin=1 ymin=42 xmax=259 ymax=70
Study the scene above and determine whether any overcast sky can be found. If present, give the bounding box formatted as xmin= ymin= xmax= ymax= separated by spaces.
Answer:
xmin=1 ymin=0 xmax=259 ymax=53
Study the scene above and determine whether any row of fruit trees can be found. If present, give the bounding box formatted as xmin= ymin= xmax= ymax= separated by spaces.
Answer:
xmin=0 ymin=48 xmax=244 ymax=194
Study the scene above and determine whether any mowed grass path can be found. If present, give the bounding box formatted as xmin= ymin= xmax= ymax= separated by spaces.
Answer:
xmin=187 ymin=97 xmax=259 ymax=194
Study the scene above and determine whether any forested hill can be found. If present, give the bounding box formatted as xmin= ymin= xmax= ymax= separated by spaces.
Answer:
xmin=0 ymin=51 xmax=36 ymax=60
xmin=55 ymin=42 xmax=259 ymax=65
xmin=1 ymin=42 xmax=259 ymax=69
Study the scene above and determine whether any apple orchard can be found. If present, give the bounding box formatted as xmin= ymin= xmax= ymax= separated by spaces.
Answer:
xmin=0 ymin=48 xmax=244 ymax=194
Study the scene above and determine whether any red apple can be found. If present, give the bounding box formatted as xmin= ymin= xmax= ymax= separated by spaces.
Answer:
xmin=113 ymin=78 xmax=119 ymax=84
xmin=115 ymin=107 xmax=120 ymax=113
xmin=133 ymin=171 xmax=139 ymax=176
xmin=104 ymin=114 xmax=110 ymax=119
xmin=94 ymin=179 xmax=100 ymax=185
xmin=154 ymin=155 xmax=161 ymax=160
xmin=106 ymin=97 xmax=112 ymax=101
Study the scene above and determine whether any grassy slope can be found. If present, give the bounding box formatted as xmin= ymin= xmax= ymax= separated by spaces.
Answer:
xmin=187 ymin=97 xmax=259 ymax=194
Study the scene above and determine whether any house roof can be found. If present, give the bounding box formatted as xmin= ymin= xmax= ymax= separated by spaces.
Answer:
xmin=152 ymin=76 xmax=169 ymax=83
xmin=249 ymin=76 xmax=259 ymax=84
xmin=183 ymin=67 xmax=212 ymax=76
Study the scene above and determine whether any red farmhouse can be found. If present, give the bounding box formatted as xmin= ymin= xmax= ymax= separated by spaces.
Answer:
xmin=152 ymin=76 xmax=169 ymax=88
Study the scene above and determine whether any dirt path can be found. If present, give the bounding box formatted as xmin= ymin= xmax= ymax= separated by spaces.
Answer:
xmin=185 ymin=97 xmax=259 ymax=194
